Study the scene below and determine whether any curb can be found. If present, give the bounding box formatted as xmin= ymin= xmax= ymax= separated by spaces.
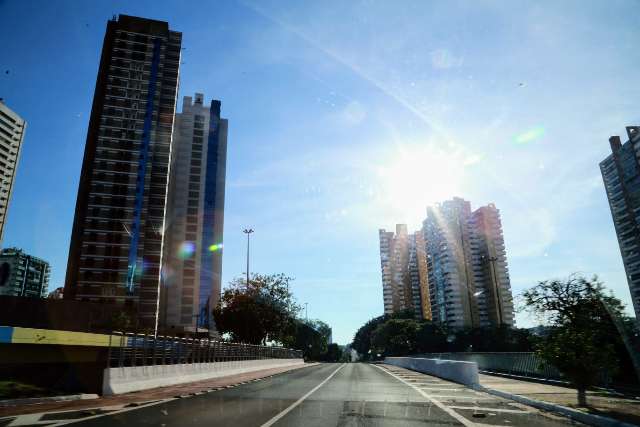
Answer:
xmin=475 ymin=385 xmax=636 ymax=427
xmin=0 ymin=394 xmax=99 ymax=407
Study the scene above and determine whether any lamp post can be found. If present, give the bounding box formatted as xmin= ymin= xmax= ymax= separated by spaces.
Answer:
xmin=305 ymin=302 xmax=308 ymax=321
xmin=243 ymin=228 xmax=254 ymax=288
xmin=483 ymin=254 xmax=502 ymax=325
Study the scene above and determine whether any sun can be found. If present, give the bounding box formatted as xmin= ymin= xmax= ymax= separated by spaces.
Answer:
xmin=374 ymin=144 xmax=467 ymax=228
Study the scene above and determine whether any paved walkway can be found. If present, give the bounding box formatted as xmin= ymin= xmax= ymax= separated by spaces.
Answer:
xmin=0 ymin=363 xmax=316 ymax=418
xmin=480 ymin=373 xmax=640 ymax=425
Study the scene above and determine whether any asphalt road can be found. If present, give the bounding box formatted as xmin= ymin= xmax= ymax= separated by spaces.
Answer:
xmin=60 ymin=363 xmax=582 ymax=427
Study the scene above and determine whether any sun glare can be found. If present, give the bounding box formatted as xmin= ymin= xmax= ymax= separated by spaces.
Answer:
xmin=375 ymin=145 xmax=466 ymax=228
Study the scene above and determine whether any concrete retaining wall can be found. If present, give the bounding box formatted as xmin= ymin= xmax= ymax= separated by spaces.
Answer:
xmin=103 ymin=358 xmax=305 ymax=395
xmin=385 ymin=357 xmax=479 ymax=386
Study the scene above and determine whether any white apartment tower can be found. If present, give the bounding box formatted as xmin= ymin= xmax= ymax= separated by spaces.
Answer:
xmin=421 ymin=197 xmax=514 ymax=328
xmin=424 ymin=198 xmax=478 ymax=327
xmin=160 ymin=93 xmax=228 ymax=334
xmin=0 ymin=100 xmax=26 ymax=245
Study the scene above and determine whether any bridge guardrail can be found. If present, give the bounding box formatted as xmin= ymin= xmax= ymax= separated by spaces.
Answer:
xmin=107 ymin=332 xmax=303 ymax=368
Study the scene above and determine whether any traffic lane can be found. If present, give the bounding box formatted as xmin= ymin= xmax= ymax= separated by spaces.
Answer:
xmin=271 ymin=363 xmax=465 ymax=426
xmin=68 ymin=363 xmax=338 ymax=427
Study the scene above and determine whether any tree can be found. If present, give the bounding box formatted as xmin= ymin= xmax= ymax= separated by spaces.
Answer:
xmin=371 ymin=318 xmax=420 ymax=357
xmin=448 ymin=326 xmax=533 ymax=353
xmin=305 ymin=319 xmax=332 ymax=343
xmin=352 ymin=315 xmax=386 ymax=360
xmin=213 ymin=274 xmax=299 ymax=345
xmin=414 ymin=322 xmax=448 ymax=353
xmin=322 ymin=343 xmax=343 ymax=362
xmin=283 ymin=320 xmax=327 ymax=360
xmin=523 ymin=275 xmax=626 ymax=406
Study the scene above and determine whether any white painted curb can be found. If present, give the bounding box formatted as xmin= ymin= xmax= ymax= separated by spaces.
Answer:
xmin=475 ymin=385 xmax=636 ymax=427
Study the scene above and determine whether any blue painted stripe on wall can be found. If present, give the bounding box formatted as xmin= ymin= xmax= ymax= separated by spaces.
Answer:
xmin=197 ymin=102 xmax=221 ymax=328
xmin=126 ymin=38 xmax=162 ymax=294
xmin=0 ymin=326 xmax=14 ymax=343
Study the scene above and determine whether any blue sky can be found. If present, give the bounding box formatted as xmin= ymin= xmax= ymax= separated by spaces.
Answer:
xmin=1 ymin=0 xmax=639 ymax=344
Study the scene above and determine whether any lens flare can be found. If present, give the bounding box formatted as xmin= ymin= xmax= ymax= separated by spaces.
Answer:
xmin=514 ymin=126 xmax=545 ymax=145
xmin=178 ymin=241 xmax=195 ymax=259
xmin=161 ymin=265 xmax=174 ymax=281
xmin=208 ymin=243 xmax=223 ymax=252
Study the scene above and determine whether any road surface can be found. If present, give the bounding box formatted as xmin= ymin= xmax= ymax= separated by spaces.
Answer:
xmin=20 ymin=363 xmax=582 ymax=426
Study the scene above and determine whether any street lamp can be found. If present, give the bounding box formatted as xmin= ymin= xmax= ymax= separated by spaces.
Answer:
xmin=243 ymin=228 xmax=254 ymax=288
xmin=304 ymin=302 xmax=308 ymax=321
xmin=482 ymin=254 xmax=503 ymax=325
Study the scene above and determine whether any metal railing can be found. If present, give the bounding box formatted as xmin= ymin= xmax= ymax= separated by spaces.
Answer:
xmin=417 ymin=352 xmax=563 ymax=381
xmin=107 ymin=332 xmax=303 ymax=368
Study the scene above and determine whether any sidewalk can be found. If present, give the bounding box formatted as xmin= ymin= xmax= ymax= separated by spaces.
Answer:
xmin=0 ymin=362 xmax=316 ymax=418
xmin=479 ymin=373 xmax=640 ymax=425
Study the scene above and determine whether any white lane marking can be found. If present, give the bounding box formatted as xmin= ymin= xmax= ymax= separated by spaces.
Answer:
xmin=419 ymin=387 xmax=464 ymax=391
xmin=374 ymin=364 xmax=478 ymax=427
xmin=428 ymin=396 xmax=495 ymax=400
xmin=50 ymin=399 xmax=177 ymax=426
xmin=260 ymin=363 xmax=345 ymax=427
xmin=446 ymin=405 xmax=533 ymax=414
xmin=49 ymin=364 xmax=321 ymax=426
xmin=7 ymin=413 xmax=47 ymax=426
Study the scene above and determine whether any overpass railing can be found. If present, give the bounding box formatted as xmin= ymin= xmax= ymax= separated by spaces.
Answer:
xmin=107 ymin=333 xmax=303 ymax=368
xmin=417 ymin=352 xmax=563 ymax=381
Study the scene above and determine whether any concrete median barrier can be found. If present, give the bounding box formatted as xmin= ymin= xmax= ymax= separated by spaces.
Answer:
xmin=384 ymin=357 xmax=479 ymax=386
xmin=102 ymin=358 xmax=305 ymax=395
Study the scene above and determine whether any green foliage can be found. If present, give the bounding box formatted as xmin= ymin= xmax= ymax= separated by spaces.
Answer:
xmin=110 ymin=311 xmax=133 ymax=332
xmin=523 ymin=274 xmax=629 ymax=404
xmin=415 ymin=322 xmax=449 ymax=353
xmin=371 ymin=318 xmax=420 ymax=357
xmin=0 ymin=381 xmax=52 ymax=399
xmin=448 ymin=325 xmax=534 ymax=352
xmin=522 ymin=274 xmax=625 ymax=324
xmin=537 ymin=323 xmax=618 ymax=389
xmin=322 ymin=343 xmax=343 ymax=362
xmin=213 ymin=273 xmax=298 ymax=344
xmin=352 ymin=315 xmax=387 ymax=359
xmin=351 ymin=315 xmax=531 ymax=359
xmin=305 ymin=319 xmax=332 ymax=343
xmin=282 ymin=319 xmax=327 ymax=360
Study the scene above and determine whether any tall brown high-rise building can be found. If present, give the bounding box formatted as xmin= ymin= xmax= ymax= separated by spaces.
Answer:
xmin=379 ymin=224 xmax=431 ymax=320
xmin=64 ymin=15 xmax=181 ymax=330
xmin=423 ymin=198 xmax=514 ymax=328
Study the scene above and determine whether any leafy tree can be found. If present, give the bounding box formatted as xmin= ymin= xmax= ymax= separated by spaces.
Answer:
xmin=322 ymin=343 xmax=343 ymax=362
xmin=213 ymin=274 xmax=298 ymax=345
xmin=305 ymin=319 xmax=332 ymax=343
xmin=414 ymin=322 xmax=448 ymax=353
xmin=371 ymin=318 xmax=420 ymax=357
xmin=448 ymin=326 xmax=533 ymax=352
xmin=523 ymin=275 xmax=627 ymax=406
xmin=283 ymin=320 xmax=327 ymax=360
xmin=110 ymin=311 xmax=132 ymax=332
xmin=352 ymin=315 xmax=386 ymax=360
